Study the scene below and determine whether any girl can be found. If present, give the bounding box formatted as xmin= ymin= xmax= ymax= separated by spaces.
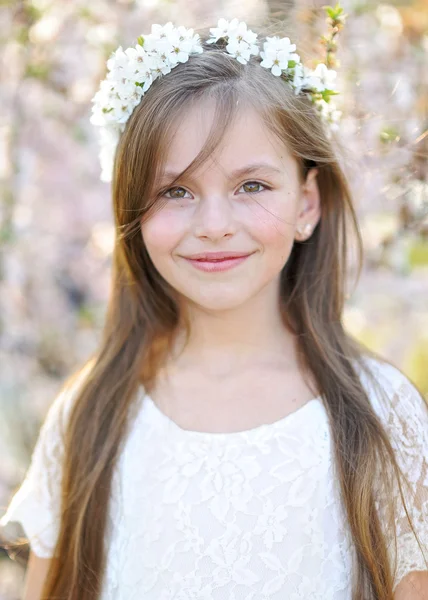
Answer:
xmin=1 ymin=15 xmax=428 ymax=600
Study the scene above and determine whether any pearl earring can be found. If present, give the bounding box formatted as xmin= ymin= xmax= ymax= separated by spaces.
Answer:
xmin=297 ymin=223 xmax=312 ymax=236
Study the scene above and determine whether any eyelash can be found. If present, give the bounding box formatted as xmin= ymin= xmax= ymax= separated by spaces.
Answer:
xmin=163 ymin=181 xmax=271 ymax=200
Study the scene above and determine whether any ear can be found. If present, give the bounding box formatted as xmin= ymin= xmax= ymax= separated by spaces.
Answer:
xmin=295 ymin=167 xmax=321 ymax=241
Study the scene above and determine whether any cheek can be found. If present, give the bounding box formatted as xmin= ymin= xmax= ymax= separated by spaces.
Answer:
xmin=247 ymin=197 xmax=297 ymax=255
xmin=141 ymin=209 xmax=185 ymax=256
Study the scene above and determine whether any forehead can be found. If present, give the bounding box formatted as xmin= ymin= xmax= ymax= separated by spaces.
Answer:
xmin=161 ymin=98 xmax=296 ymax=179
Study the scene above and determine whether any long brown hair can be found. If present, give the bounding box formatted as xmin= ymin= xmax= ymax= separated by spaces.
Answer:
xmin=36 ymin=29 xmax=427 ymax=599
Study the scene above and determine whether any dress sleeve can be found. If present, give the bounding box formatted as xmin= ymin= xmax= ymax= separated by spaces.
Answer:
xmin=0 ymin=367 xmax=90 ymax=558
xmin=370 ymin=362 xmax=428 ymax=592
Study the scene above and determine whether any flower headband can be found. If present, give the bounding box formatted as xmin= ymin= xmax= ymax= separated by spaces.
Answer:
xmin=91 ymin=6 xmax=346 ymax=182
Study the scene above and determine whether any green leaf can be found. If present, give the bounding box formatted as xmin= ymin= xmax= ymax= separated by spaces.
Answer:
xmin=323 ymin=3 xmax=344 ymax=20
xmin=321 ymin=89 xmax=340 ymax=101
xmin=137 ymin=36 xmax=144 ymax=46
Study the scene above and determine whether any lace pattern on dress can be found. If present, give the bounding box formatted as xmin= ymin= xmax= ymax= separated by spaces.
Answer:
xmin=1 ymin=356 xmax=427 ymax=598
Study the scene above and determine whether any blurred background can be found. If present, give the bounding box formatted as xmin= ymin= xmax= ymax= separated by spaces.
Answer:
xmin=0 ymin=0 xmax=427 ymax=596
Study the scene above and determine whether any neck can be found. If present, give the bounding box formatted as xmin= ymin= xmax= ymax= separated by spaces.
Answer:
xmin=169 ymin=279 xmax=298 ymax=377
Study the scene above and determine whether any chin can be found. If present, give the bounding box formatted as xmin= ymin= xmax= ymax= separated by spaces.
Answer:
xmin=183 ymin=288 xmax=258 ymax=313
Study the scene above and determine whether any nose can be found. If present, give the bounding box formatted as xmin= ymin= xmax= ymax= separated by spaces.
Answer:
xmin=192 ymin=194 xmax=238 ymax=240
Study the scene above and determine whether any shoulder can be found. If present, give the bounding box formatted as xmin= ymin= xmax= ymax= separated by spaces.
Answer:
xmin=354 ymin=354 xmax=415 ymax=394
xmin=352 ymin=354 xmax=428 ymax=424
xmin=352 ymin=355 xmax=428 ymax=458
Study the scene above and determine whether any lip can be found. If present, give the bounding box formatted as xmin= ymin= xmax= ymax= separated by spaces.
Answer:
xmin=183 ymin=252 xmax=254 ymax=273
xmin=185 ymin=251 xmax=254 ymax=260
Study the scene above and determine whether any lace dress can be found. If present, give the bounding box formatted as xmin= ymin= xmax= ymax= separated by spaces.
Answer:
xmin=1 ymin=357 xmax=427 ymax=599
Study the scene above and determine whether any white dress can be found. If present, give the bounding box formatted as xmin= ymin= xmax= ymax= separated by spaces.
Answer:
xmin=1 ymin=356 xmax=428 ymax=599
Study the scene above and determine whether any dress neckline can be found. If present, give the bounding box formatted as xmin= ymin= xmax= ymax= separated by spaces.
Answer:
xmin=141 ymin=388 xmax=324 ymax=440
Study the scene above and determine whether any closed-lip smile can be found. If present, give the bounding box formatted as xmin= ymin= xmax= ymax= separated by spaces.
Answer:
xmin=184 ymin=251 xmax=254 ymax=261
xmin=181 ymin=251 xmax=255 ymax=273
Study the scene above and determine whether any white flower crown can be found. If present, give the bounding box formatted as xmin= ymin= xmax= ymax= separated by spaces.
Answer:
xmin=90 ymin=18 xmax=342 ymax=182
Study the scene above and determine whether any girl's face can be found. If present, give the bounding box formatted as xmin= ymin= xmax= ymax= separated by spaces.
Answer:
xmin=141 ymin=101 xmax=320 ymax=312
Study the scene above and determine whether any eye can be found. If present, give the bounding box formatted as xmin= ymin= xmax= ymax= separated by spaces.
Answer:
xmin=164 ymin=186 xmax=192 ymax=200
xmin=238 ymin=181 xmax=270 ymax=194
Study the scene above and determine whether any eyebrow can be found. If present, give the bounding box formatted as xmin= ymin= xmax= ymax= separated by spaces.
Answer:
xmin=159 ymin=162 xmax=284 ymax=182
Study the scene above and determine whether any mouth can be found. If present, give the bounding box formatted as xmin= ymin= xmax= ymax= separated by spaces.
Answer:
xmin=182 ymin=252 xmax=255 ymax=272
xmin=184 ymin=251 xmax=255 ymax=261
xmin=192 ymin=256 xmax=248 ymax=262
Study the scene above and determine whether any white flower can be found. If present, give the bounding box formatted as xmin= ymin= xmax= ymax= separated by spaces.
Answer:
xmin=314 ymin=98 xmax=342 ymax=129
xmin=260 ymin=47 xmax=289 ymax=76
xmin=149 ymin=53 xmax=172 ymax=76
xmin=167 ymin=31 xmax=202 ymax=65
xmin=291 ymin=63 xmax=313 ymax=94
xmin=108 ymin=96 xmax=135 ymax=123
xmin=207 ymin=18 xmax=259 ymax=59
xmin=140 ymin=34 xmax=158 ymax=54
xmin=98 ymin=126 xmax=121 ymax=182
xmin=91 ymin=19 xmax=342 ymax=182
xmin=307 ymin=63 xmax=337 ymax=92
xmin=226 ymin=39 xmax=253 ymax=64
xmin=92 ymin=79 xmax=115 ymax=105
xmin=91 ymin=22 xmax=206 ymax=182
xmin=106 ymin=46 xmax=128 ymax=73
xmin=150 ymin=36 xmax=174 ymax=61
xmin=122 ymin=46 xmax=154 ymax=89
xmin=207 ymin=18 xmax=236 ymax=43
xmin=227 ymin=20 xmax=257 ymax=47
xmin=150 ymin=22 xmax=175 ymax=39
xmin=208 ymin=18 xmax=259 ymax=64
xmin=175 ymin=27 xmax=203 ymax=54
xmin=263 ymin=35 xmax=297 ymax=54
xmin=117 ymin=80 xmax=145 ymax=104
xmin=260 ymin=36 xmax=300 ymax=76
xmin=90 ymin=105 xmax=107 ymax=127
xmin=175 ymin=25 xmax=194 ymax=40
